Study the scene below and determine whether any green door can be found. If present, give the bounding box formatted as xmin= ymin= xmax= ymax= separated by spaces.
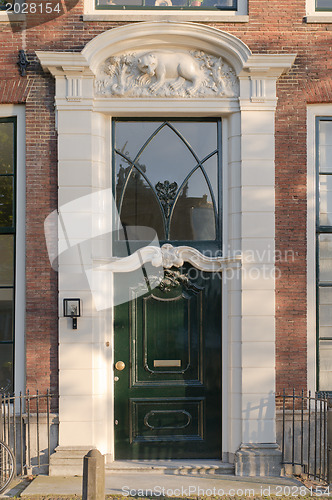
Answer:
xmin=113 ymin=119 xmax=222 ymax=459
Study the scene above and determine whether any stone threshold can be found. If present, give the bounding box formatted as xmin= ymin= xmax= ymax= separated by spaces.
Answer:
xmin=106 ymin=460 xmax=235 ymax=475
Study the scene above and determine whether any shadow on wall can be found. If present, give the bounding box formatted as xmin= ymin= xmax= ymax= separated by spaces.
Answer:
xmin=243 ymin=391 xmax=276 ymax=443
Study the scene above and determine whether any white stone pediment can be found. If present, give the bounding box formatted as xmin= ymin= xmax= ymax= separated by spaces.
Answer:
xmin=36 ymin=23 xmax=296 ymax=106
xmin=95 ymin=49 xmax=239 ymax=98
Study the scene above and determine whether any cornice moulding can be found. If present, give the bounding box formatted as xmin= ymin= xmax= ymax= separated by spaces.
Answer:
xmin=240 ymin=54 xmax=297 ymax=78
xmin=36 ymin=51 xmax=94 ymax=76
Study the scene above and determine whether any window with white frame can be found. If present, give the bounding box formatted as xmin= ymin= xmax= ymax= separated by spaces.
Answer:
xmin=0 ymin=106 xmax=24 ymax=395
xmin=316 ymin=117 xmax=332 ymax=390
xmin=0 ymin=117 xmax=16 ymax=393
xmin=306 ymin=0 xmax=332 ymax=19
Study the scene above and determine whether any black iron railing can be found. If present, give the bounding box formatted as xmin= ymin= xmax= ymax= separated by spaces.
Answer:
xmin=0 ymin=391 xmax=58 ymax=476
xmin=280 ymin=389 xmax=329 ymax=483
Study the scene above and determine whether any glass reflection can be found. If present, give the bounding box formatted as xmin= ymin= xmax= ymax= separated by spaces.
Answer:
xmin=0 ymin=289 xmax=13 ymax=342
xmin=319 ymin=175 xmax=332 ymax=225
xmin=138 ymin=124 xmax=196 ymax=188
xmin=319 ymin=234 xmax=332 ymax=281
xmin=174 ymin=122 xmax=217 ymax=160
xmin=98 ymin=0 xmax=235 ymax=7
xmin=115 ymin=122 xmax=163 ymax=161
xmin=117 ymin=159 xmax=166 ymax=240
xmin=0 ymin=176 xmax=13 ymax=227
xmin=0 ymin=122 xmax=14 ymax=175
xmin=0 ymin=344 xmax=13 ymax=393
xmin=170 ymin=169 xmax=215 ymax=241
xmin=319 ymin=287 xmax=332 ymax=339
xmin=0 ymin=235 xmax=14 ymax=286
xmin=316 ymin=0 xmax=332 ymax=9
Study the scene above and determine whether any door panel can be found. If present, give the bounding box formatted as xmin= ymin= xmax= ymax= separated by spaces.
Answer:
xmin=130 ymin=398 xmax=204 ymax=442
xmin=133 ymin=289 xmax=203 ymax=386
xmin=114 ymin=265 xmax=222 ymax=459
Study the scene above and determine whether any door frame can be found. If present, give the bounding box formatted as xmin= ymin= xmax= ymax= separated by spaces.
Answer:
xmin=108 ymin=114 xmax=231 ymax=461
xmin=36 ymin=22 xmax=294 ymax=464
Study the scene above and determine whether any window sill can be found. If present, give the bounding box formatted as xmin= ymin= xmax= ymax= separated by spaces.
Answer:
xmin=305 ymin=14 xmax=332 ymax=22
xmin=83 ymin=11 xmax=249 ymax=21
xmin=0 ymin=11 xmax=25 ymax=21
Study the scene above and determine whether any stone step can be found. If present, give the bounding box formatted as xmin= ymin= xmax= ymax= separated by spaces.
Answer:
xmin=51 ymin=446 xmax=94 ymax=458
xmin=49 ymin=448 xmax=235 ymax=477
xmin=106 ymin=460 xmax=235 ymax=475
xmin=49 ymin=446 xmax=94 ymax=476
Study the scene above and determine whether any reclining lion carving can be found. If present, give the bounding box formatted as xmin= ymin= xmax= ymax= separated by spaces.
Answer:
xmin=137 ymin=51 xmax=205 ymax=94
xmin=95 ymin=49 xmax=239 ymax=98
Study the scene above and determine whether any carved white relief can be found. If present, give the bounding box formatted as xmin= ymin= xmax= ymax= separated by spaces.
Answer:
xmin=95 ymin=50 xmax=239 ymax=98
xmin=96 ymin=244 xmax=241 ymax=273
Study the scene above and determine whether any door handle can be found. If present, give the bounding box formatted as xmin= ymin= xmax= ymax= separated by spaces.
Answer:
xmin=115 ymin=361 xmax=126 ymax=371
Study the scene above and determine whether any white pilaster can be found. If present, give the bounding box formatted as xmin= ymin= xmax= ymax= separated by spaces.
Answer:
xmin=234 ymin=58 xmax=295 ymax=476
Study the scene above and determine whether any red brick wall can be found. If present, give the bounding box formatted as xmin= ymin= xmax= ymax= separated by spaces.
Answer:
xmin=1 ymin=0 xmax=330 ymax=395
xmin=25 ymin=71 xmax=58 ymax=395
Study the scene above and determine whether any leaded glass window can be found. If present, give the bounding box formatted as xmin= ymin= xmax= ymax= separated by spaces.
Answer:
xmin=0 ymin=118 xmax=15 ymax=393
xmin=113 ymin=119 xmax=221 ymax=245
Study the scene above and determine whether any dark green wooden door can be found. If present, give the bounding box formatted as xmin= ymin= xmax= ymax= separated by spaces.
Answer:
xmin=114 ymin=265 xmax=222 ymax=459
xmin=112 ymin=119 xmax=222 ymax=459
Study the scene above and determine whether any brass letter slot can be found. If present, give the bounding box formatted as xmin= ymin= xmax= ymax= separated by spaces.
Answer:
xmin=153 ymin=359 xmax=181 ymax=367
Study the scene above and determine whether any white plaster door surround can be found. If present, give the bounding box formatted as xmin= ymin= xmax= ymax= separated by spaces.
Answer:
xmin=36 ymin=23 xmax=296 ymax=475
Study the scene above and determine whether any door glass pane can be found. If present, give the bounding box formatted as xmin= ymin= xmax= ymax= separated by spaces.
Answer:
xmin=172 ymin=122 xmax=217 ymax=160
xmin=115 ymin=121 xmax=163 ymax=162
xmin=0 ymin=176 xmax=13 ymax=227
xmin=319 ymin=234 xmax=332 ymax=281
xmin=118 ymin=166 xmax=165 ymax=240
xmin=201 ymin=154 xmax=218 ymax=202
xmin=0 ymin=289 xmax=13 ymax=341
xmin=0 ymin=343 xmax=13 ymax=393
xmin=138 ymin=124 xmax=195 ymax=188
xmin=0 ymin=122 xmax=14 ymax=175
xmin=170 ymin=168 xmax=216 ymax=241
xmin=0 ymin=235 xmax=14 ymax=286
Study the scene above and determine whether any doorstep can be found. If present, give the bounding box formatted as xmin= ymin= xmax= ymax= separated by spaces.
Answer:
xmin=106 ymin=459 xmax=235 ymax=475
